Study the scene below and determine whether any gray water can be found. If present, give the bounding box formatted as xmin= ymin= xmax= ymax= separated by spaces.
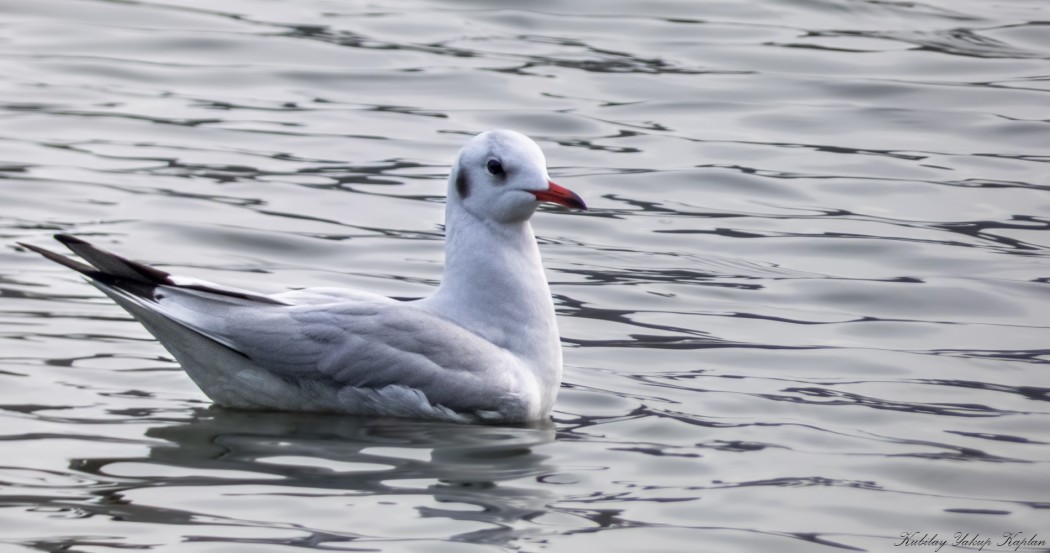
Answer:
xmin=2 ymin=0 xmax=1049 ymax=551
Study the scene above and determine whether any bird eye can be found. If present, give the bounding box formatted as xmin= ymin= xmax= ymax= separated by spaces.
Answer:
xmin=486 ymin=159 xmax=504 ymax=176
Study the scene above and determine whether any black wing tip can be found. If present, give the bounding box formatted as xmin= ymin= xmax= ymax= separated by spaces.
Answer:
xmin=54 ymin=233 xmax=89 ymax=246
xmin=18 ymin=240 xmax=99 ymax=276
xmin=24 ymin=234 xmax=285 ymax=306
xmin=18 ymin=240 xmax=59 ymax=258
xmin=47 ymin=234 xmax=174 ymax=285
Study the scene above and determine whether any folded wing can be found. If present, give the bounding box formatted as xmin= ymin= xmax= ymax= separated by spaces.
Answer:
xmin=20 ymin=235 xmax=528 ymax=420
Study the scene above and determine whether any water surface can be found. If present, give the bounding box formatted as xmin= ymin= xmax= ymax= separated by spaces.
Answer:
xmin=2 ymin=0 xmax=1049 ymax=551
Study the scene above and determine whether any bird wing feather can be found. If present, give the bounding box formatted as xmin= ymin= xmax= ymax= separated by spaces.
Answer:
xmin=144 ymin=286 xmax=523 ymax=412
xmin=20 ymin=235 xmax=534 ymax=419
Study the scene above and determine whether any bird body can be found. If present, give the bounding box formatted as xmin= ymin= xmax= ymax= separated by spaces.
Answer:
xmin=21 ymin=130 xmax=586 ymax=424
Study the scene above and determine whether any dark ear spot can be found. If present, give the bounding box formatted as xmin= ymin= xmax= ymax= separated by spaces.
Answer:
xmin=456 ymin=168 xmax=470 ymax=199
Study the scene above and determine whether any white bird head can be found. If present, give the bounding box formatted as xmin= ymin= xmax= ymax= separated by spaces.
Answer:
xmin=450 ymin=130 xmax=586 ymax=224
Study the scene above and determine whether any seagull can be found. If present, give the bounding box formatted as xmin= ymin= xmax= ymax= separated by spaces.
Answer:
xmin=19 ymin=130 xmax=586 ymax=424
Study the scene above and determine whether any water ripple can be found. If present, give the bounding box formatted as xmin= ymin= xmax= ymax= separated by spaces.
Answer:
xmin=2 ymin=0 xmax=1049 ymax=551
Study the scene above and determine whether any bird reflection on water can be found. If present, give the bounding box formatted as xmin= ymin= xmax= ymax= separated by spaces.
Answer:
xmin=61 ymin=409 xmax=557 ymax=549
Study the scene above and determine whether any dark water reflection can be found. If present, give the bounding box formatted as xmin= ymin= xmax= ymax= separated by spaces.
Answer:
xmin=33 ymin=410 xmax=556 ymax=550
xmin=2 ymin=0 xmax=1050 ymax=551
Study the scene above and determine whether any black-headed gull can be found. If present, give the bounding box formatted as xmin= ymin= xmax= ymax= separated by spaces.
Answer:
xmin=20 ymin=130 xmax=586 ymax=424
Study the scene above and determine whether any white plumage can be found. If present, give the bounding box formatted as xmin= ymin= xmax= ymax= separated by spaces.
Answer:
xmin=21 ymin=130 xmax=586 ymax=424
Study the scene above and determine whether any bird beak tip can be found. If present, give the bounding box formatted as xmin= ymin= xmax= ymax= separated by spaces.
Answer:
xmin=533 ymin=181 xmax=587 ymax=211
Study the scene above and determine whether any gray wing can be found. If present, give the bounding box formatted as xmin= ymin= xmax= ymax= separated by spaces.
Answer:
xmin=206 ymin=298 xmax=523 ymax=407
xmin=116 ymin=285 xmax=527 ymax=417
xmin=21 ymin=235 xmax=529 ymax=419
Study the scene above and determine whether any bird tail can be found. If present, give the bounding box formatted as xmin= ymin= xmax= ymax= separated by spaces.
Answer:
xmin=19 ymin=234 xmax=289 ymax=407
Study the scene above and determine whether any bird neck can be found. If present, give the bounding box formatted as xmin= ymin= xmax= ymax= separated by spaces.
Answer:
xmin=426 ymin=202 xmax=561 ymax=373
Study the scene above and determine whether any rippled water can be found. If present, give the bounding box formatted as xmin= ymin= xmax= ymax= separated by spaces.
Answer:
xmin=2 ymin=0 xmax=1049 ymax=551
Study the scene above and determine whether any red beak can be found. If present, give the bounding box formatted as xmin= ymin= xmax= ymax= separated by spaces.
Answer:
xmin=531 ymin=181 xmax=587 ymax=210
